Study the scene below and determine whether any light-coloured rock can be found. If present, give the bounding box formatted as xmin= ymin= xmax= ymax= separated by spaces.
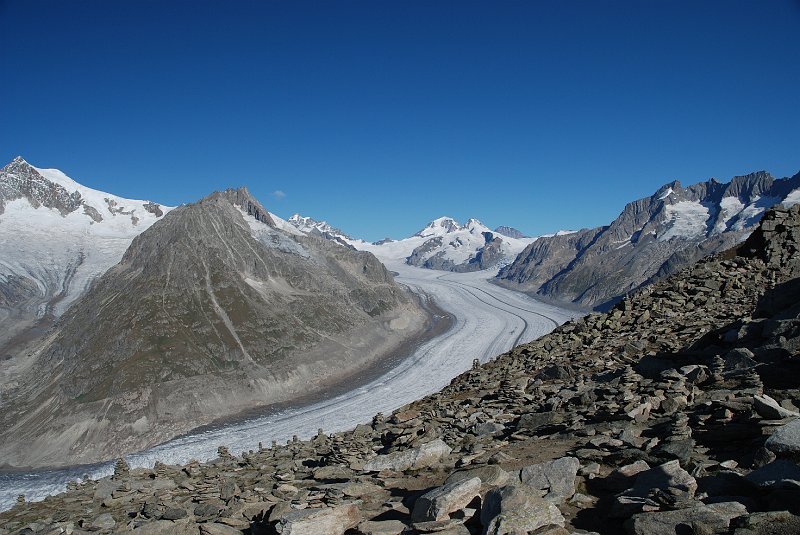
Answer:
xmin=754 ymin=394 xmax=800 ymax=420
xmin=626 ymin=501 xmax=747 ymax=535
xmin=445 ymin=465 xmax=510 ymax=488
xmin=342 ymin=481 xmax=385 ymax=498
xmin=765 ymin=419 xmax=800 ymax=453
xmin=411 ymin=477 xmax=481 ymax=522
xmin=93 ymin=478 xmax=121 ymax=501
xmin=200 ymin=523 xmax=244 ymax=535
xmin=357 ymin=519 xmax=408 ymax=535
xmin=275 ymin=503 xmax=360 ymax=535
xmin=363 ymin=439 xmax=452 ymax=472
xmin=412 ymin=518 xmax=470 ymax=533
xmin=133 ymin=520 xmax=191 ymax=534
xmin=90 ymin=513 xmax=116 ymax=530
xmin=481 ymin=484 xmax=565 ymax=535
xmin=519 ymin=456 xmax=580 ymax=501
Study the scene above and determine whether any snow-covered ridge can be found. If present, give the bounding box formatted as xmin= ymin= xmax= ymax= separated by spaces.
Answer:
xmin=0 ymin=157 xmax=173 ymax=319
xmin=286 ymin=213 xmax=356 ymax=247
xmin=286 ymin=213 xmax=546 ymax=272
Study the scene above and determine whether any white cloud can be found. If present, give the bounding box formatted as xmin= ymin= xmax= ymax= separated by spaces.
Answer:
xmin=272 ymin=190 xmax=286 ymax=200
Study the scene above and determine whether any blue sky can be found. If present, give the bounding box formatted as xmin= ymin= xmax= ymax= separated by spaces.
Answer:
xmin=2 ymin=1 xmax=799 ymax=241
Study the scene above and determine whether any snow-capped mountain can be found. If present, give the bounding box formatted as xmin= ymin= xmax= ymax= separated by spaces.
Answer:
xmin=497 ymin=170 xmax=800 ymax=309
xmin=0 ymin=157 xmax=172 ymax=349
xmin=339 ymin=216 xmax=535 ymax=272
xmin=403 ymin=217 xmax=537 ymax=272
xmin=286 ymin=213 xmax=544 ymax=272
xmin=286 ymin=214 xmax=354 ymax=247
xmin=1 ymin=175 xmax=426 ymax=467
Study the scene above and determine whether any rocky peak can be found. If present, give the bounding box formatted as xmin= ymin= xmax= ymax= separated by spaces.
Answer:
xmin=464 ymin=218 xmax=483 ymax=228
xmin=494 ymin=225 xmax=528 ymax=239
xmin=415 ymin=217 xmax=461 ymax=237
xmin=0 ymin=156 xmax=84 ymax=216
xmin=287 ymin=213 xmax=352 ymax=240
xmin=498 ymin=168 xmax=800 ymax=309
xmin=216 ymin=187 xmax=274 ymax=226
xmin=652 ymin=180 xmax=681 ymax=201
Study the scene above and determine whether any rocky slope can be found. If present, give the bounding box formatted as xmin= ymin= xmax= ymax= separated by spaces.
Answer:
xmin=497 ymin=171 xmax=800 ymax=310
xmin=0 ymin=157 xmax=171 ymax=354
xmin=0 ymin=187 xmax=428 ymax=469
xmin=3 ymin=205 xmax=799 ymax=533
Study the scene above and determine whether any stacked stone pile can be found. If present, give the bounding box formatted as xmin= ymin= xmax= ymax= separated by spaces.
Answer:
xmin=2 ymin=205 xmax=800 ymax=534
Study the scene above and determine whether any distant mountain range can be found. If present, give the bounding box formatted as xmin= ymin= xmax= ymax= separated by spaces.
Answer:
xmin=286 ymin=215 xmax=549 ymax=272
xmin=284 ymin=169 xmax=800 ymax=311
xmin=496 ymin=171 xmax=800 ymax=309
xmin=0 ymin=158 xmax=427 ymax=467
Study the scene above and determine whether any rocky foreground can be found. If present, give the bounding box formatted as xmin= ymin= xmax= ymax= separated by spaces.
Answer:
xmin=3 ymin=205 xmax=800 ymax=534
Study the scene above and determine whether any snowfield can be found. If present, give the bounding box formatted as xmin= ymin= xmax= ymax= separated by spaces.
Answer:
xmin=0 ymin=163 xmax=173 ymax=318
xmin=0 ymin=262 xmax=581 ymax=511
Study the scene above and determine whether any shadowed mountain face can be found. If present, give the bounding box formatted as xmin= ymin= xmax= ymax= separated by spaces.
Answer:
xmin=0 ymin=188 xmax=427 ymax=468
xmin=497 ymin=171 xmax=800 ymax=309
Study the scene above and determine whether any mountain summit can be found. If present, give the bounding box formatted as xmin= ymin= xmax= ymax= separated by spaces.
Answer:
xmin=0 ymin=167 xmax=428 ymax=468
xmin=0 ymin=157 xmax=171 ymax=351
xmin=404 ymin=217 xmax=536 ymax=272
xmin=497 ymin=170 xmax=800 ymax=309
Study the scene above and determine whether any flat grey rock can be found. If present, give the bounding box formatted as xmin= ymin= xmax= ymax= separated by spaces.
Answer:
xmin=765 ymin=419 xmax=800 ymax=454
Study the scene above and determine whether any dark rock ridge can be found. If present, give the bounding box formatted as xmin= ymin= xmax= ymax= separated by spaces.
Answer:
xmin=4 ymin=205 xmax=800 ymax=534
xmin=0 ymin=187 xmax=427 ymax=468
xmin=497 ymin=170 xmax=800 ymax=310
xmin=494 ymin=225 xmax=529 ymax=239
xmin=0 ymin=156 xmax=83 ymax=217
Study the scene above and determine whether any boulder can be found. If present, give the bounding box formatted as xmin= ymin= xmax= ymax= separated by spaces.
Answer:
xmin=518 ymin=457 xmax=580 ymax=501
xmin=734 ymin=511 xmax=800 ymax=535
xmin=363 ymin=439 xmax=452 ymax=472
xmin=765 ymin=419 xmax=800 ymax=454
xmin=357 ymin=519 xmax=408 ymax=535
xmin=445 ymin=465 xmax=510 ymax=488
xmin=754 ymin=394 xmax=800 ymax=420
xmin=412 ymin=518 xmax=470 ymax=533
xmin=745 ymin=460 xmax=800 ymax=489
xmin=625 ymin=501 xmax=747 ymax=535
xmin=481 ymin=484 xmax=565 ymax=535
xmin=90 ymin=513 xmax=116 ymax=530
xmin=611 ymin=460 xmax=697 ymax=517
xmin=411 ymin=477 xmax=481 ymax=522
xmin=517 ymin=411 xmax=563 ymax=432
xmin=200 ymin=523 xmax=245 ymax=535
xmin=274 ymin=503 xmax=360 ymax=535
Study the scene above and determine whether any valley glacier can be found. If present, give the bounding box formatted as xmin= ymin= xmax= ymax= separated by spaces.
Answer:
xmin=0 ymin=262 xmax=580 ymax=511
